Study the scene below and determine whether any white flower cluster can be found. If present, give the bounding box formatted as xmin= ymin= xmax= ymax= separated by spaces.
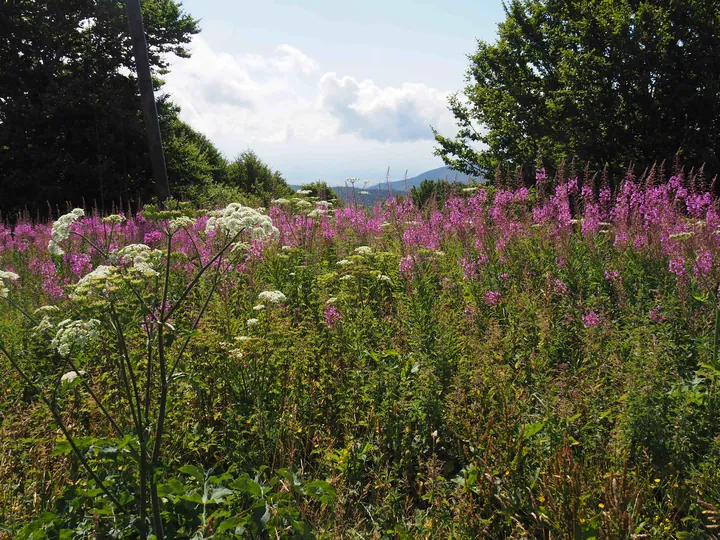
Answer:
xmin=354 ymin=246 xmax=373 ymax=256
xmin=72 ymin=265 xmax=119 ymax=299
xmin=168 ymin=216 xmax=196 ymax=232
xmin=294 ymin=199 xmax=313 ymax=209
xmin=271 ymin=198 xmax=291 ymax=205
xmin=0 ymin=270 xmax=19 ymax=299
xmin=115 ymin=244 xmax=163 ymax=277
xmin=258 ymin=290 xmax=286 ymax=304
xmin=296 ymin=189 xmax=313 ymax=195
xmin=102 ymin=214 xmax=126 ymax=224
xmin=49 ymin=208 xmax=85 ymax=255
xmin=51 ymin=319 xmax=102 ymax=357
xmin=205 ymin=203 xmax=279 ymax=240
xmin=246 ymin=318 xmax=259 ymax=327
xmin=376 ymin=274 xmax=392 ymax=283
xmin=336 ymin=259 xmax=353 ymax=266
xmin=61 ymin=370 xmax=86 ymax=385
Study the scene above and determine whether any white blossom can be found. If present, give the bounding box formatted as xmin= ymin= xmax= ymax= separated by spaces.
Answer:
xmin=102 ymin=214 xmax=126 ymax=224
xmin=296 ymin=189 xmax=312 ymax=195
xmin=115 ymin=244 xmax=163 ymax=277
xmin=60 ymin=370 xmax=86 ymax=384
xmin=48 ymin=208 xmax=85 ymax=255
xmin=271 ymin=198 xmax=290 ymax=205
xmin=376 ymin=274 xmax=392 ymax=283
xmin=246 ymin=318 xmax=259 ymax=327
xmin=168 ymin=216 xmax=196 ymax=232
xmin=336 ymin=259 xmax=353 ymax=267
xmin=258 ymin=290 xmax=286 ymax=304
xmin=339 ymin=275 xmax=355 ymax=281
xmin=0 ymin=270 xmax=19 ymax=298
xmin=51 ymin=319 xmax=102 ymax=357
xmin=253 ymin=304 xmax=266 ymax=311
xmin=354 ymin=246 xmax=373 ymax=256
xmin=72 ymin=265 xmax=119 ymax=299
xmin=294 ymin=199 xmax=313 ymax=209
xmin=206 ymin=203 xmax=279 ymax=240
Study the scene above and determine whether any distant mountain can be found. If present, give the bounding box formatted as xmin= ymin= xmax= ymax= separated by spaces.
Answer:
xmin=373 ymin=166 xmax=483 ymax=191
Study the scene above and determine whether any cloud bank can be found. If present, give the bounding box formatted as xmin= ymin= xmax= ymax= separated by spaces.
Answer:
xmin=162 ymin=37 xmax=456 ymax=181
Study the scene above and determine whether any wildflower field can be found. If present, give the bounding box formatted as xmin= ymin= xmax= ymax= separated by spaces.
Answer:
xmin=3 ymin=166 xmax=720 ymax=538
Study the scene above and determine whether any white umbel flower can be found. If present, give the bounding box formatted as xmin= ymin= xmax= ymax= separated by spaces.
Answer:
xmin=354 ymin=246 xmax=373 ymax=256
xmin=61 ymin=370 xmax=86 ymax=384
xmin=258 ymin=290 xmax=286 ymax=304
xmin=336 ymin=259 xmax=353 ymax=267
xmin=72 ymin=265 xmax=119 ymax=299
xmin=168 ymin=216 xmax=196 ymax=232
xmin=206 ymin=203 xmax=279 ymax=240
xmin=49 ymin=208 xmax=85 ymax=255
xmin=246 ymin=318 xmax=259 ymax=327
xmin=0 ymin=270 xmax=19 ymax=298
xmin=115 ymin=244 xmax=163 ymax=277
xmin=51 ymin=319 xmax=102 ymax=357
xmin=102 ymin=214 xmax=126 ymax=224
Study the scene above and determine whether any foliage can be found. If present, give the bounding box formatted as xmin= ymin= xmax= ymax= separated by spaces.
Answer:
xmin=0 ymin=0 xmax=199 ymax=214
xmin=298 ymin=182 xmax=338 ymax=202
xmin=226 ymin=151 xmax=293 ymax=207
xmin=4 ymin=165 xmax=720 ymax=536
xmin=410 ymin=179 xmax=472 ymax=209
xmin=433 ymin=0 xmax=720 ymax=181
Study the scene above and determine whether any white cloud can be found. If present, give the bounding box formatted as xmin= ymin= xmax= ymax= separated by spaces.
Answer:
xmin=319 ymin=73 xmax=453 ymax=142
xmin=162 ymin=37 xmax=456 ymax=181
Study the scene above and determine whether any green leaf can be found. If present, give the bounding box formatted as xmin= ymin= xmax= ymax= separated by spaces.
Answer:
xmin=216 ymin=516 xmax=248 ymax=534
xmin=207 ymin=487 xmax=234 ymax=503
xmin=305 ymin=480 xmax=337 ymax=504
xmin=523 ymin=422 xmax=545 ymax=439
xmin=229 ymin=475 xmax=263 ymax=499
xmin=179 ymin=465 xmax=204 ymax=483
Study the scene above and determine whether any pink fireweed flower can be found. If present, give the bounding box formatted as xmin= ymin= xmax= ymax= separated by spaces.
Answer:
xmin=582 ymin=311 xmax=600 ymax=328
xmin=323 ymin=305 xmax=341 ymax=328
xmin=668 ymin=258 xmax=686 ymax=278
xmin=694 ymin=250 xmax=713 ymax=279
xmin=649 ymin=307 xmax=666 ymax=323
xmin=484 ymin=291 xmax=501 ymax=306
xmin=399 ymin=255 xmax=415 ymax=279
xmin=605 ymin=269 xmax=620 ymax=281
xmin=552 ymin=279 xmax=569 ymax=294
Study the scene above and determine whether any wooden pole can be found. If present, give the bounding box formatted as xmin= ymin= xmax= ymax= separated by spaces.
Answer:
xmin=125 ymin=0 xmax=171 ymax=203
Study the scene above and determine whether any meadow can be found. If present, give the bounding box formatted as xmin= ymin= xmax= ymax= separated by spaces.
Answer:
xmin=3 ymin=165 xmax=720 ymax=538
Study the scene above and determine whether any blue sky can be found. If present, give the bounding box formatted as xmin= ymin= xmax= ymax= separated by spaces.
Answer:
xmin=164 ymin=0 xmax=506 ymax=185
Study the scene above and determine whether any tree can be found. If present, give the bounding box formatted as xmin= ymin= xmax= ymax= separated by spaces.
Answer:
xmin=433 ymin=0 xmax=720 ymax=182
xmin=226 ymin=151 xmax=293 ymax=205
xmin=0 ymin=0 xmax=199 ymax=214
xmin=299 ymin=181 xmax=338 ymax=201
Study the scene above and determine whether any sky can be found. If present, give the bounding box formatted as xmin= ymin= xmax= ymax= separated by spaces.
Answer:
xmin=163 ymin=0 xmax=506 ymax=186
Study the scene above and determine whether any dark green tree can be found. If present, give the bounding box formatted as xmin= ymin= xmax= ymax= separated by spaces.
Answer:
xmin=299 ymin=181 xmax=338 ymax=201
xmin=433 ymin=0 xmax=720 ymax=181
xmin=226 ymin=150 xmax=292 ymax=205
xmin=0 ymin=0 xmax=199 ymax=214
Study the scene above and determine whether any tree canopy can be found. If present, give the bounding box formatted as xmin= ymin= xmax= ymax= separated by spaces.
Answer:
xmin=433 ymin=0 xmax=720 ymax=182
xmin=0 ymin=0 xmax=199 ymax=214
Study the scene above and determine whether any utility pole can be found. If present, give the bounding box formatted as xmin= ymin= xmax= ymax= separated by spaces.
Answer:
xmin=125 ymin=0 xmax=171 ymax=203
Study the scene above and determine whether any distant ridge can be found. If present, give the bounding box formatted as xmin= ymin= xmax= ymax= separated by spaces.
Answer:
xmin=373 ymin=165 xmax=482 ymax=191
